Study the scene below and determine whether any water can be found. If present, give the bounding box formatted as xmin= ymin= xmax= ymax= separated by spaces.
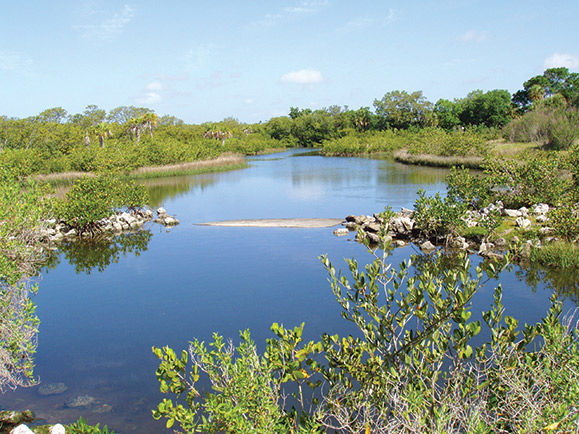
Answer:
xmin=2 ymin=149 xmax=576 ymax=433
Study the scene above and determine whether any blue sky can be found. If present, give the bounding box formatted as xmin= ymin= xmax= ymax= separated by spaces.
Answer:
xmin=1 ymin=0 xmax=578 ymax=124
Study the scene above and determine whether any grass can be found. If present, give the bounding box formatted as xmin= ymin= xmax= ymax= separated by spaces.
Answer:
xmin=393 ymin=149 xmax=484 ymax=169
xmin=530 ymin=241 xmax=579 ymax=269
xmin=128 ymin=154 xmax=247 ymax=179
xmin=488 ymin=139 xmax=543 ymax=158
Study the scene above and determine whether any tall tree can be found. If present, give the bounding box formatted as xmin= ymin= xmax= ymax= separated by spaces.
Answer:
xmin=38 ymin=107 xmax=68 ymax=123
xmin=459 ymin=89 xmax=512 ymax=127
xmin=373 ymin=90 xmax=434 ymax=130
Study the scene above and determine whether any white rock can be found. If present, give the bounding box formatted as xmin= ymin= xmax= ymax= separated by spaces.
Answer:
xmin=536 ymin=214 xmax=548 ymax=223
xmin=420 ymin=241 xmax=436 ymax=252
xmin=504 ymin=209 xmax=522 ymax=218
xmin=516 ymin=217 xmax=532 ymax=229
xmin=333 ymin=228 xmax=349 ymax=236
xmin=519 ymin=207 xmax=529 ymax=217
xmin=532 ymin=203 xmax=550 ymax=215
xmin=157 ymin=207 xmax=167 ymax=216
xmin=49 ymin=424 xmax=66 ymax=434
xmin=10 ymin=425 xmax=34 ymax=434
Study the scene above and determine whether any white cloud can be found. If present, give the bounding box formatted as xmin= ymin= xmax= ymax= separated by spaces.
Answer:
xmin=135 ymin=92 xmax=163 ymax=105
xmin=76 ymin=5 xmax=135 ymax=40
xmin=145 ymin=80 xmax=165 ymax=92
xmin=544 ymin=53 xmax=579 ymax=70
xmin=458 ymin=30 xmax=488 ymax=43
xmin=280 ymin=69 xmax=325 ymax=85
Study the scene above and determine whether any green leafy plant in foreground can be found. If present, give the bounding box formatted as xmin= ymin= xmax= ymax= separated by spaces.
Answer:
xmin=154 ymin=243 xmax=579 ymax=434
xmin=67 ymin=417 xmax=117 ymax=434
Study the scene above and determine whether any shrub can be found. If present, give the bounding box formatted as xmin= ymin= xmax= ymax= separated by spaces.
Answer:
xmin=413 ymin=189 xmax=467 ymax=240
xmin=56 ymin=175 xmax=149 ymax=236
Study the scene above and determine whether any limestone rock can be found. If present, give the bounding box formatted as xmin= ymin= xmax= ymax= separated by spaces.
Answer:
xmin=333 ymin=228 xmax=349 ymax=236
xmin=157 ymin=207 xmax=167 ymax=216
xmin=420 ymin=241 xmax=436 ymax=252
xmin=532 ymin=203 xmax=550 ymax=215
xmin=363 ymin=222 xmax=381 ymax=233
xmin=504 ymin=209 xmax=522 ymax=218
xmin=49 ymin=424 xmax=66 ymax=434
xmin=535 ymin=214 xmax=548 ymax=223
xmin=10 ymin=425 xmax=34 ymax=434
xmin=516 ymin=217 xmax=532 ymax=229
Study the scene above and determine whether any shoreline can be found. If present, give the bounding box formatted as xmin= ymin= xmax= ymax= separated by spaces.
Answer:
xmin=31 ymin=153 xmax=248 ymax=184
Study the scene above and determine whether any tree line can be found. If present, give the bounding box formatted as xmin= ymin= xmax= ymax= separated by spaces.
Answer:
xmin=0 ymin=67 xmax=577 ymax=176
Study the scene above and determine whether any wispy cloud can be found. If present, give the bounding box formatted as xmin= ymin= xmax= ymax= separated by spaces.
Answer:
xmin=134 ymin=75 xmax=191 ymax=106
xmin=250 ymin=0 xmax=328 ymax=29
xmin=76 ymin=5 xmax=135 ymax=40
xmin=184 ymin=45 xmax=215 ymax=71
xmin=458 ymin=30 xmax=489 ymax=43
xmin=343 ymin=9 xmax=396 ymax=30
xmin=284 ymin=0 xmax=329 ymax=14
xmin=280 ymin=68 xmax=325 ymax=85
xmin=544 ymin=53 xmax=579 ymax=70
xmin=0 ymin=50 xmax=32 ymax=72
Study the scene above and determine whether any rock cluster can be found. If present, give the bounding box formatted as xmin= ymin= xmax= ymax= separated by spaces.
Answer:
xmin=0 ymin=410 xmax=64 ymax=434
xmin=335 ymin=202 xmax=557 ymax=260
xmin=37 ymin=207 xmax=179 ymax=244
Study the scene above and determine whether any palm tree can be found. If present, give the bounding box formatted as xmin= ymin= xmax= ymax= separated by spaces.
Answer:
xmin=93 ymin=122 xmax=112 ymax=148
xmin=142 ymin=113 xmax=158 ymax=138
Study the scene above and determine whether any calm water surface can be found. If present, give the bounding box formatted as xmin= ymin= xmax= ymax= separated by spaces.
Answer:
xmin=2 ymin=150 xmax=576 ymax=433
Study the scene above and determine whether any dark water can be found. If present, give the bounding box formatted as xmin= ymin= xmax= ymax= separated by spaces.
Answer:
xmin=2 ymin=150 xmax=576 ymax=433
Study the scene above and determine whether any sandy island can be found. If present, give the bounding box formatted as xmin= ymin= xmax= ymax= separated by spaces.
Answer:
xmin=197 ymin=218 xmax=344 ymax=228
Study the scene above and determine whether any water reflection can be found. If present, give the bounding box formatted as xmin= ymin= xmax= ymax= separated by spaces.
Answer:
xmin=44 ymin=231 xmax=152 ymax=275
xmin=515 ymin=264 xmax=579 ymax=304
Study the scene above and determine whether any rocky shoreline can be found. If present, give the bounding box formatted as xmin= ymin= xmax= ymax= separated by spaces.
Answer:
xmin=36 ymin=207 xmax=179 ymax=245
xmin=334 ymin=201 xmax=556 ymax=262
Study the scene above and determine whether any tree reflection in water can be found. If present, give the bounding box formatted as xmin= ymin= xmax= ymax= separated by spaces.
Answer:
xmin=44 ymin=230 xmax=152 ymax=275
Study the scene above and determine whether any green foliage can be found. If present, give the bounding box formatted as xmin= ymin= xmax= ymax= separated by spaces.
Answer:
xmin=503 ymin=104 xmax=579 ymax=150
xmin=408 ymin=128 xmax=490 ymax=157
xmin=548 ymin=204 xmax=579 ymax=242
xmin=413 ymin=189 xmax=467 ymax=240
xmin=320 ymin=130 xmax=409 ymax=156
xmin=513 ymin=67 xmax=579 ymax=112
xmin=530 ymin=241 xmax=579 ymax=269
xmin=484 ymin=155 xmax=571 ymax=207
xmin=373 ymin=90 xmax=435 ymax=130
xmin=67 ymin=417 xmax=117 ymax=434
xmin=56 ymin=175 xmax=149 ymax=236
xmin=153 ymin=330 xmax=290 ymax=434
xmin=459 ymin=89 xmax=513 ymax=128
xmin=0 ymin=168 xmax=48 ymax=391
xmin=445 ymin=166 xmax=493 ymax=207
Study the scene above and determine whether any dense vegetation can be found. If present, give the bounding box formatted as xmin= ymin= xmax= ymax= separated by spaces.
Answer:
xmin=1 ymin=67 xmax=578 ymax=433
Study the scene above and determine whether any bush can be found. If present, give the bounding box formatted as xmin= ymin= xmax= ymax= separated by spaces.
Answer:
xmin=56 ymin=175 xmax=149 ymax=236
xmin=413 ymin=189 xmax=467 ymax=240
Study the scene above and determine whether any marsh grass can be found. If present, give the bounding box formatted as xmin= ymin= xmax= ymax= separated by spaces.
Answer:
xmin=531 ymin=241 xmax=579 ymax=269
xmin=394 ymin=149 xmax=484 ymax=168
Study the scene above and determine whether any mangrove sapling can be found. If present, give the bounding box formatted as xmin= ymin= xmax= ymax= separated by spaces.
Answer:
xmin=57 ymin=175 xmax=149 ymax=237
